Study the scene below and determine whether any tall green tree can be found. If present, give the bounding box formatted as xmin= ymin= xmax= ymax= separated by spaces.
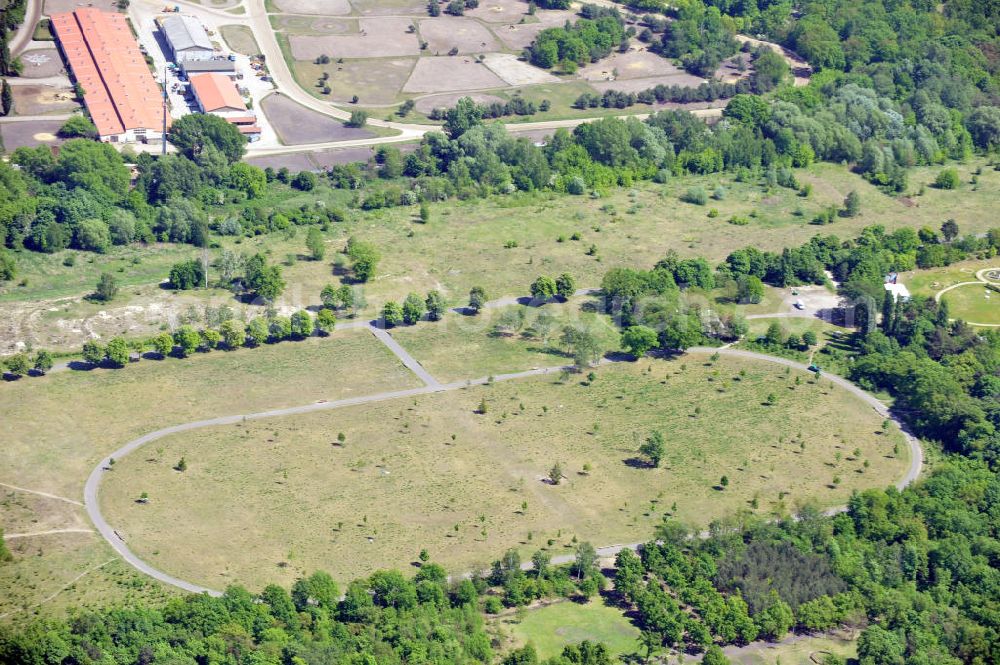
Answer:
xmin=168 ymin=113 xmax=247 ymax=162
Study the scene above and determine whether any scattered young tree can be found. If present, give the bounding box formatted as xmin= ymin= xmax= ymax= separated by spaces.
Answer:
xmin=219 ymin=320 xmax=246 ymax=349
xmin=381 ymin=301 xmax=404 ymax=328
xmin=174 ymin=325 xmax=201 ymax=357
xmin=82 ymin=340 xmax=105 ymax=366
xmin=842 ymin=190 xmax=861 ymax=217
xmin=0 ymin=79 xmax=11 ymax=117
xmin=33 ymin=350 xmax=53 ymax=374
xmin=640 ymin=431 xmax=666 ymax=467
xmin=346 ymin=110 xmax=368 ymax=128
xmin=402 ymin=292 xmax=426 ymax=325
xmin=621 ymin=325 xmax=658 ymax=359
xmin=560 ymin=325 xmax=604 ymax=367
xmin=530 ymin=275 xmax=557 ymax=301
xmin=468 ymin=286 xmax=487 ymax=313
xmin=105 ymin=337 xmax=130 ymax=367
xmin=346 ymin=238 xmax=380 ymax=282
xmin=152 ymin=332 xmax=174 ymax=358
xmin=4 ymin=353 xmax=29 ymax=377
xmin=290 ymin=310 xmax=314 ymax=338
xmin=425 ymin=290 xmax=445 ymax=321
xmin=175 ymin=457 xmax=187 ymax=472
xmin=315 ymin=308 xmax=336 ymax=335
xmin=306 ymin=227 xmax=325 ymax=261
xmin=555 ymin=273 xmax=576 ymax=300
xmin=549 ymin=462 xmax=563 ymax=485
xmin=95 ymin=272 xmax=119 ymax=302
xmin=941 ymin=219 xmax=959 ymax=242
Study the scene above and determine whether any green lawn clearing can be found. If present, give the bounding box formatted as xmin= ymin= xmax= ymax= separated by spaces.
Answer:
xmin=505 ymin=600 xmax=641 ymax=660
xmin=941 ymin=283 xmax=1000 ymax=325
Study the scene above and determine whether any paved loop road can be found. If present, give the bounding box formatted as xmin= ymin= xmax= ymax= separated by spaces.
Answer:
xmin=83 ymin=335 xmax=923 ymax=596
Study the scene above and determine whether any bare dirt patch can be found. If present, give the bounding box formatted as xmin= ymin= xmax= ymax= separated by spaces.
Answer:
xmin=273 ymin=0 xmax=352 ymax=14
xmin=579 ymin=49 xmax=686 ymax=82
xmin=418 ymin=17 xmax=500 ymax=55
xmin=714 ymin=52 xmax=751 ymax=84
xmin=289 ymin=18 xmax=420 ymax=59
xmin=272 ymin=15 xmax=356 ymax=34
xmin=260 ymin=93 xmax=375 ymax=145
xmin=5 ymin=119 xmax=66 ymax=149
xmin=466 ymin=0 xmax=531 ymax=24
xmin=414 ymin=91 xmax=505 ymax=114
xmin=591 ymin=72 xmax=706 ymax=94
xmin=482 ymin=52 xmax=558 ymax=85
xmin=494 ymin=9 xmax=573 ymax=50
xmin=245 ymin=152 xmax=317 ymax=172
xmin=18 ymin=48 xmax=66 ymax=79
xmin=294 ymin=57 xmax=414 ymax=105
xmin=404 ymin=56 xmax=506 ymax=93
xmin=348 ymin=0 xmax=429 ymax=16
xmin=9 ymin=84 xmax=80 ymax=115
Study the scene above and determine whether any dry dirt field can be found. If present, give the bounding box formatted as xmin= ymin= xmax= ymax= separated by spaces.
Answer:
xmin=272 ymin=15 xmax=356 ymax=34
xmin=245 ymin=152 xmax=317 ymax=172
xmin=273 ymin=0 xmax=352 ymax=14
xmin=99 ymin=353 xmax=909 ymax=591
xmin=592 ymin=74 xmax=708 ymax=94
xmin=260 ymin=93 xmax=375 ymax=145
xmin=295 ymin=56 xmax=416 ymax=105
xmin=0 ymin=118 xmax=65 ymax=152
xmin=9 ymin=84 xmax=79 ymax=115
xmin=414 ymin=91 xmax=505 ymax=114
xmin=289 ymin=17 xmax=421 ymax=59
xmin=348 ymin=0 xmax=429 ymax=15
xmin=483 ymin=52 xmax=560 ymax=85
xmin=404 ymin=56 xmax=507 ymax=93
xmin=466 ymin=0 xmax=531 ymax=24
xmin=578 ymin=49 xmax=690 ymax=82
xmin=418 ymin=16 xmax=500 ymax=55
xmin=494 ymin=9 xmax=575 ymax=49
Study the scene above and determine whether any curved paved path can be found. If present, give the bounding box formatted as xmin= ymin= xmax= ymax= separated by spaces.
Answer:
xmin=933 ymin=267 xmax=1000 ymax=327
xmin=83 ymin=339 xmax=923 ymax=597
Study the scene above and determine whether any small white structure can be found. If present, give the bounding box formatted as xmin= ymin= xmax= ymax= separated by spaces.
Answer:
xmin=160 ymin=15 xmax=214 ymax=62
xmin=885 ymin=282 xmax=911 ymax=302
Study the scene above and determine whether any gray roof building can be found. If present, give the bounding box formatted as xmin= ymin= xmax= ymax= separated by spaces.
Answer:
xmin=181 ymin=59 xmax=236 ymax=76
xmin=160 ymin=15 xmax=213 ymax=62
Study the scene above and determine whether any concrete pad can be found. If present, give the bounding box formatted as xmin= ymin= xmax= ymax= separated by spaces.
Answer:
xmin=482 ymin=52 xmax=558 ymax=86
xmin=18 ymin=49 xmax=66 ymax=79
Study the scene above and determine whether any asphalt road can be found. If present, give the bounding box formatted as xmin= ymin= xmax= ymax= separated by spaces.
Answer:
xmin=9 ymin=0 xmax=40 ymax=57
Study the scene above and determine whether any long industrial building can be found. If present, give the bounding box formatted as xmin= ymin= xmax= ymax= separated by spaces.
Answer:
xmin=51 ymin=8 xmax=166 ymax=143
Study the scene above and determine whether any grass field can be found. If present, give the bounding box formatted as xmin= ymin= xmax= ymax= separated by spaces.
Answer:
xmin=941 ymin=283 xmax=1000 ymax=325
xmin=99 ymin=353 xmax=907 ymax=591
xmin=498 ymin=597 xmax=858 ymax=664
xmin=900 ymin=258 xmax=998 ymax=298
xmin=389 ymin=295 xmax=621 ymax=381
xmin=503 ymin=600 xmax=641 ymax=659
xmin=0 ymin=328 xmax=418 ymax=619
xmin=219 ymin=25 xmax=261 ymax=56
xmin=3 ymin=160 xmax=996 ymax=353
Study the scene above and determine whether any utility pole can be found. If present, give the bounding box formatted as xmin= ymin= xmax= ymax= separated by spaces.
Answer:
xmin=161 ymin=66 xmax=167 ymax=156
